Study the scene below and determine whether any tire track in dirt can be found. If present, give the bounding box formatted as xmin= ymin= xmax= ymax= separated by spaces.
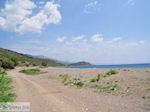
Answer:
xmin=9 ymin=69 xmax=76 ymax=112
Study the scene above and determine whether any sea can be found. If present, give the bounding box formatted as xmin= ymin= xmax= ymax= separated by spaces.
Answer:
xmin=64 ymin=63 xmax=150 ymax=69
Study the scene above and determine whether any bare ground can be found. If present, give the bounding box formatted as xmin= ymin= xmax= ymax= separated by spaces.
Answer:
xmin=7 ymin=67 xmax=150 ymax=112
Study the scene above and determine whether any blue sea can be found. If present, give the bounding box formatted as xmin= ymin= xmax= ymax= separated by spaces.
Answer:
xmin=64 ymin=63 xmax=150 ymax=69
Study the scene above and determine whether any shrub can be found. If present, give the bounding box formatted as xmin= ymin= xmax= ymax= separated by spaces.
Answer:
xmin=10 ymin=56 xmax=18 ymax=66
xmin=90 ymin=74 xmax=102 ymax=83
xmin=25 ymin=64 xmax=29 ymax=67
xmin=74 ymin=81 xmax=84 ymax=87
xmin=142 ymin=96 xmax=146 ymax=99
xmin=59 ymin=74 xmax=69 ymax=83
xmin=19 ymin=69 xmax=47 ymax=76
xmin=90 ymin=78 xmax=96 ymax=83
xmin=90 ymin=70 xmax=118 ymax=83
xmin=21 ymin=60 xmax=25 ymax=64
xmin=0 ymin=58 xmax=15 ymax=69
xmin=0 ymin=69 xmax=6 ymax=82
xmin=42 ymin=61 xmax=48 ymax=67
xmin=0 ymin=69 xmax=16 ymax=102
xmin=59 ymin=74 xmax=84 ymax=87
xmin=0 ymin=61 xmax=2 ymax=67
xmin=96 ymin=74 xmax=101 ymax=81
xmin=107 ymin=70 xmax=118 ymax=75
xmin=32 ymin=63 xmax=37 ymax=66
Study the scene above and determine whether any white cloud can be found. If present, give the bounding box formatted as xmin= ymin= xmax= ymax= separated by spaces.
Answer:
xmin=72 ymin=35 xmax=85 ymax=42
xmin=0 ymin=0 xmax=36 ymax=32
xmin=11 ymin=39 xmax=149 ymax=65
xmin=0 ymin=0 xmax=61 ymax=34
xmin=127 ymin=0 xmax=135 ymax=5
xmin=84 ymin=1 xmax=100 ymax=14
xmin=91 ymin=33 xmax=104 ymax=42
xmin=17 ymin=1 xmax=61 ymax=33
xmin=56 ymin=36 xmax=66 ymax=43
xmin=107 ymin=37 xmax=122 ymax=44
xmin=126 ymin=40 xmax=145 ymax=46
xmin=64 ymin=35 xmax=85 ymax=45
xmin=87 ymin=1 xmax=98 ymax=7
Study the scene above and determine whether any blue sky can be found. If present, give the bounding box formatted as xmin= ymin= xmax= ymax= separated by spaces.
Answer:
xmin=0 ymin=0 xmax=150 ymax=64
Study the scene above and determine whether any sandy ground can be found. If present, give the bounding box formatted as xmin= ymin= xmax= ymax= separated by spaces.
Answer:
xmin=7 ymin=67 xmax=150 ymax=112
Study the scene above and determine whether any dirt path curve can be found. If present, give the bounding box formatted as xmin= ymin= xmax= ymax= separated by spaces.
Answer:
xmin=7 ymin=68 xmax=79 ymax=112
xmin=7 ymin=68 xmax=149 ymax=112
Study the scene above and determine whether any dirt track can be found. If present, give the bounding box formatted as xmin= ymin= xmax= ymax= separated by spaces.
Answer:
xmin=7 ymin=67 xmax=150 ymax=112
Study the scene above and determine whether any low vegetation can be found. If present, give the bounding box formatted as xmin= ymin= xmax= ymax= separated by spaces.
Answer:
xmin=90 ymin=70 xmax=118 ymax=83
xmin=42 ymin=61 xmax=48 ymax=67
xmin=25 ymin=64 xmax=30 ymax=67
xmin=58 ymin=70 xmax=119 ymax=94
xmin=19 ymin=69 xmax=47 ymax=76
xmin=32 ymin=63 xmax=37 ymax=66
xmin=90 ymin=74 xmax=101 ymax=82
xmin=89 ymin=80 xmax=120 ymax=94
xmin=59 ymin=74 xmax=84 ymax=87
xmin=0 ymin=56 xmax=18 ymax=69
xmin=142 ymin=96 xmax=146 ymax=99
xmin=48 ymin=76 xmax=57 ymax=79
xmin=0 ymin=48 xmax=65 ymax=68
xmin=0 ymin=69 xmax=16 ymax=102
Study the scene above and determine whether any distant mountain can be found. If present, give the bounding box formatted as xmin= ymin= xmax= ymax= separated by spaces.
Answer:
xmin=69 ymin=61 xmax=93 ymax=66
xmin=0 ymin=48 xmax=65 ymax=66
xmin=33 ymin=55 xmax=50 ymax=59
xmin=34 ymin=55 xmax=72 ymax=65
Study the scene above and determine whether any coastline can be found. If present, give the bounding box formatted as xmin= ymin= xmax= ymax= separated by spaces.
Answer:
xmin=62 ymin=63 xmax=150 ymax=69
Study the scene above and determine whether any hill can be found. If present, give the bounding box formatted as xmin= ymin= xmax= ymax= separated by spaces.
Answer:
xmin=69 ymin=61 xmax=93 ymax=66
xmin=0 ymin=48 xmax=65 ymax=67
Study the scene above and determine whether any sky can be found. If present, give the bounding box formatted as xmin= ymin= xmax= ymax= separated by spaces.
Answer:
xmin=0 ymin=0 xmax=150 ymax=65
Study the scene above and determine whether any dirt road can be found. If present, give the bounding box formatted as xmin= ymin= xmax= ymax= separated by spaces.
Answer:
xmin=7 ymin=67 xmax=150 ymax=112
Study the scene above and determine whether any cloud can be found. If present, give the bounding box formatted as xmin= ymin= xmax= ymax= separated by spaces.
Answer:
xmin=91 ymin=33 xmax=104 ymax=42
xmin=0 ymin=0 xmax=61 ymax=34
xmin=127 ymin=0 xmax=135 ymax=5
xmin=126 ymin=40 xmax=145 ymax=46
xmin=84 ymin=1 xmax=100 ymax=14
xmin=72 ymin=35 xmax=85 ymax=42
xmin=107 ymin=37 xmax=122 ymax=44
xmin=0 ymin=0 xmax=36 ymax=32
xmin=64 ymin=35 xmax=85 ymax=45
xmin=56 ymin=34 xmax=145 ymax=50
xmin=87 ymin=1 xmax=98 ymax=7
xmin=56 ymin=36 xmax=66 ymax=43
xmin=11 ymin=38 xmax=149 ymax=65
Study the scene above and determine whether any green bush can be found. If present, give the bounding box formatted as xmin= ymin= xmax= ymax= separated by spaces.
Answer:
xmin=19 ymin=69 xmax=47 ymax=76
xmin=0 ymin=69 xmax=16 ymax=102
xmin=90 ymin=74 xmax=102 ymax=83
xmin=10 ymin=56 xmax=18 ymax=66
xmin=32 ymin=63 xmax=37 ymax=66
xmin=0 ymin=61 xmax=2 ymax=67
xmin=106 ymin=70 xmax=118 ymax=75
xmin=42 ymin=61 xmax=48 ymax=67
xmin=90 ymin=70 xmax=118 ymax=83
xmin=25 ymin=64 xmax=30 ymax=67
xmin=0 ymin=58 xmax=15 ymax=69
xmin=90 ymin=78 xmax=96 ymax=82
xmin=74 ymin=81 xmax=84 ymax=87
xmin=59 ymin=74 xmax=84 ymax=87
xmin=59 ymin=74 xmax=69 ymax=83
